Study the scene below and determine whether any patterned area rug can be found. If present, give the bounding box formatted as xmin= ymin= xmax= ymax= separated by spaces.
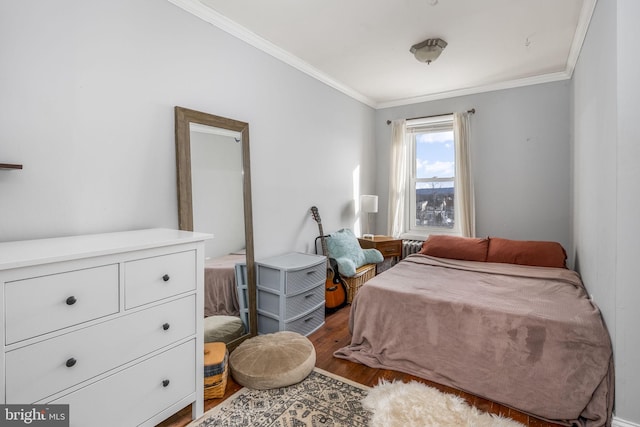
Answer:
xmin=187 ymin=368 xmax=371 ymax=427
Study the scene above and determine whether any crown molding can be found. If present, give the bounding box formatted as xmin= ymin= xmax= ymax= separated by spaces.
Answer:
xmin=167 ymin=0 xmax=597 ymax=110
xmin=565 ymin=0 xmax=598 ymax=78
xmin=378 ymin=0 xmax=598 ymax=109
xmin=166 ymin=0 xmax=377 ymax=108
xmin=375 ymin=70 xmax=572 ymax=109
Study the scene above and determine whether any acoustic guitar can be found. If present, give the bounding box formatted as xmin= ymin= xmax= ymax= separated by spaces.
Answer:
xmin=310 ymin=206 xmax=348 ymax=311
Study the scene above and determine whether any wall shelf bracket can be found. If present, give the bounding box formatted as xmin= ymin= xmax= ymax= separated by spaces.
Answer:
xmin=0 ymin=163 xmax=23 ymax=170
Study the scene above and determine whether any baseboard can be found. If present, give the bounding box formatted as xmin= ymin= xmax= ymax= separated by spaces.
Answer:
xmin=613 ymin=416 xmax=640 ymax=427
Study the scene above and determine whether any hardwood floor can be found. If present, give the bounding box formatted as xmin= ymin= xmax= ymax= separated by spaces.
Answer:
xmin=157 ymin=306 xmax=564 ymax=427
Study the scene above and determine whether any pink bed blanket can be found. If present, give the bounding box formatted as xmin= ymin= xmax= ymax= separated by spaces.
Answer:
xmin=334 ymin=254 xmax=614 ymax=426
xmin=204 ymin=254 xmax=244 ymax=317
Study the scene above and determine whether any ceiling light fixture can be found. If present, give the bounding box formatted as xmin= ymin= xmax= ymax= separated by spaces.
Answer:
xmin=410 ymin=38 xmax=447 ymax=64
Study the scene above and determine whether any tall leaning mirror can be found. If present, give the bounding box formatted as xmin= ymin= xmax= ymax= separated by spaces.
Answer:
xmin=175 ymin=106 xmax=256 ymax=350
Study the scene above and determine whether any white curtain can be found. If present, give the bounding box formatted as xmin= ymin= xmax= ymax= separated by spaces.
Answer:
xmin=387 ymin=119 xmax=407 ymax=237
xmin=453 ymin=112 xmax=475 ymax=237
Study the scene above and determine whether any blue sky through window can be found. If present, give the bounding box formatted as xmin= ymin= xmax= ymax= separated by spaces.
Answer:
xmin=415 ymin=130 xmax=454 ymax=186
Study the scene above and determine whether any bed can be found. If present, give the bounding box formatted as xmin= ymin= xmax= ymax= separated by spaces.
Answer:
xmin=334 ymin=236 xmax=614 ymax=427
xmin=203 ymin=253 xmax=245 ymax=317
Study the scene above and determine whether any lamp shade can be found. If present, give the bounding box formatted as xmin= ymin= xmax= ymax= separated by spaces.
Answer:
xmin=360 ymin=195 xmax=378 ymax=214
xmin=410 ymin=38 xmax=447 ymax=64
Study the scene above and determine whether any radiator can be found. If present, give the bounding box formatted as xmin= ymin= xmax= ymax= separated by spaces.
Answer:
xmin=402 ymin=240 xmax=424 ymax=259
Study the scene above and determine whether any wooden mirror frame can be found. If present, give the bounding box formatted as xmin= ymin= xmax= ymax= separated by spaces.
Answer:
xmin=174 ymin=106 xmax=257 ymax=350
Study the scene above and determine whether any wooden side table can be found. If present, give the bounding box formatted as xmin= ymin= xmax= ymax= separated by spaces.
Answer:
xmin=358 ymin=235 xmax=403 ymax=273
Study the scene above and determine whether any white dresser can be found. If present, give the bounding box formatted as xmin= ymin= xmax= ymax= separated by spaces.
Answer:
xmin=256 ymin=252 xmax=326 ymax=336
xmin=0 ymin=228 xmax=211 ymax=427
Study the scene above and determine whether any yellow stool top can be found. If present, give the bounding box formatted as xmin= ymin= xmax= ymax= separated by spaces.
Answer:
xmin=204 ymin=342 xmax=227 ymax=375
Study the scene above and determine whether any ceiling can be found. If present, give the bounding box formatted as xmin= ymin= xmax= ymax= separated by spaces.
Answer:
xmin=170 ymin=0 xmax=597 ymax=108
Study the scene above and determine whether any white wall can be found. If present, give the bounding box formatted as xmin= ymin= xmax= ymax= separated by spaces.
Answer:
xmin=616 ymin=0 xmax=640 ymax=418
xmin=571 ymin=0 xmax=617 ymax=359
xmin=572 ymin=0 xmax=640 ymax=423
xmin=0 ymin=0 xmax=375 ymax=259
xmin=375 ymin=82 xmax=572 ymax=262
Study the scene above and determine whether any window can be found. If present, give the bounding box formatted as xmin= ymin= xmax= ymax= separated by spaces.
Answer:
xmin=388 ymin=112 xmax=473 ymax=239
xmin=406 ymin=115 xmax=459 ymax=237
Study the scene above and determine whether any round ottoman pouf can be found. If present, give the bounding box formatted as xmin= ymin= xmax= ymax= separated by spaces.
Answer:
xmin=229 ymin=331 xmax=316 ymax=390
xmin=204 ymin=315 xmax=245 ymax=345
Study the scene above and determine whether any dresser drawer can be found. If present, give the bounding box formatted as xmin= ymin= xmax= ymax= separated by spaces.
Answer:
xmin=4 ymin=264 xmax=119 ymax=345
xmin=285 ymin=286 xmax=325 ymax=319
xmin=258 ymin=303 xmax=324 ymax=337
xmin=6 ymin=295 xmax=195 ymax=404
xmin=257 ymin=264 xmax=324 ymax=294
xmin=283 ymin=263 xmax=325 ymax=294
xmin=125 ymin=250 xmax=196 ymax=309
xmin=258 ymin=285 xmax=325 ymax=320
xmin=358 ymin=237 xmax=402 ymax=258
xmin=284 ymin=304 xmax=325 ymax=336
xmin=50 ymin=340 xmax=196 ymax=427
xmin=375 ymin=240 xmax=402 ymax=257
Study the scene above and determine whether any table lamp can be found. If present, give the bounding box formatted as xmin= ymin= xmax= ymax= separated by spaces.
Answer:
xmin=360 ymin=195 xmax=378 ymax=239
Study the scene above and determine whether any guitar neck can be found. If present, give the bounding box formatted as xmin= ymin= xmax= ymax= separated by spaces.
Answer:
xmin=310 ymin=207 xmax=330 ymax=267
xmin=317 ymin=223 xmax=330 ymax=265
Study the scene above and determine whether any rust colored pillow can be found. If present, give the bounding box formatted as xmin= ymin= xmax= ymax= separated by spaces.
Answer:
xmin=486 ymin=237 xmax=567 ymax=268
xmin=419 ymin=235 xmax=489 ymax=262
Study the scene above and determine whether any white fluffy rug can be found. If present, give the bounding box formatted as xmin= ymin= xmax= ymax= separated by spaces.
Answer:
xmin=362 ymin=379 xmax=525 ymax=427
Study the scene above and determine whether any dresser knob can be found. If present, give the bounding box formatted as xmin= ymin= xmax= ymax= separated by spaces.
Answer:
xmin=65 ymin=358 xmax=77 ymax=368
xmin=66 ymin=296 xmax=77 ymax=305
xmin=162 ymin=323 xmax=170 ymax=331
xmin=162 ymin=274 xmax=170 ymax=282
xmin=162 ymin=379 xmax=170 ymax=387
